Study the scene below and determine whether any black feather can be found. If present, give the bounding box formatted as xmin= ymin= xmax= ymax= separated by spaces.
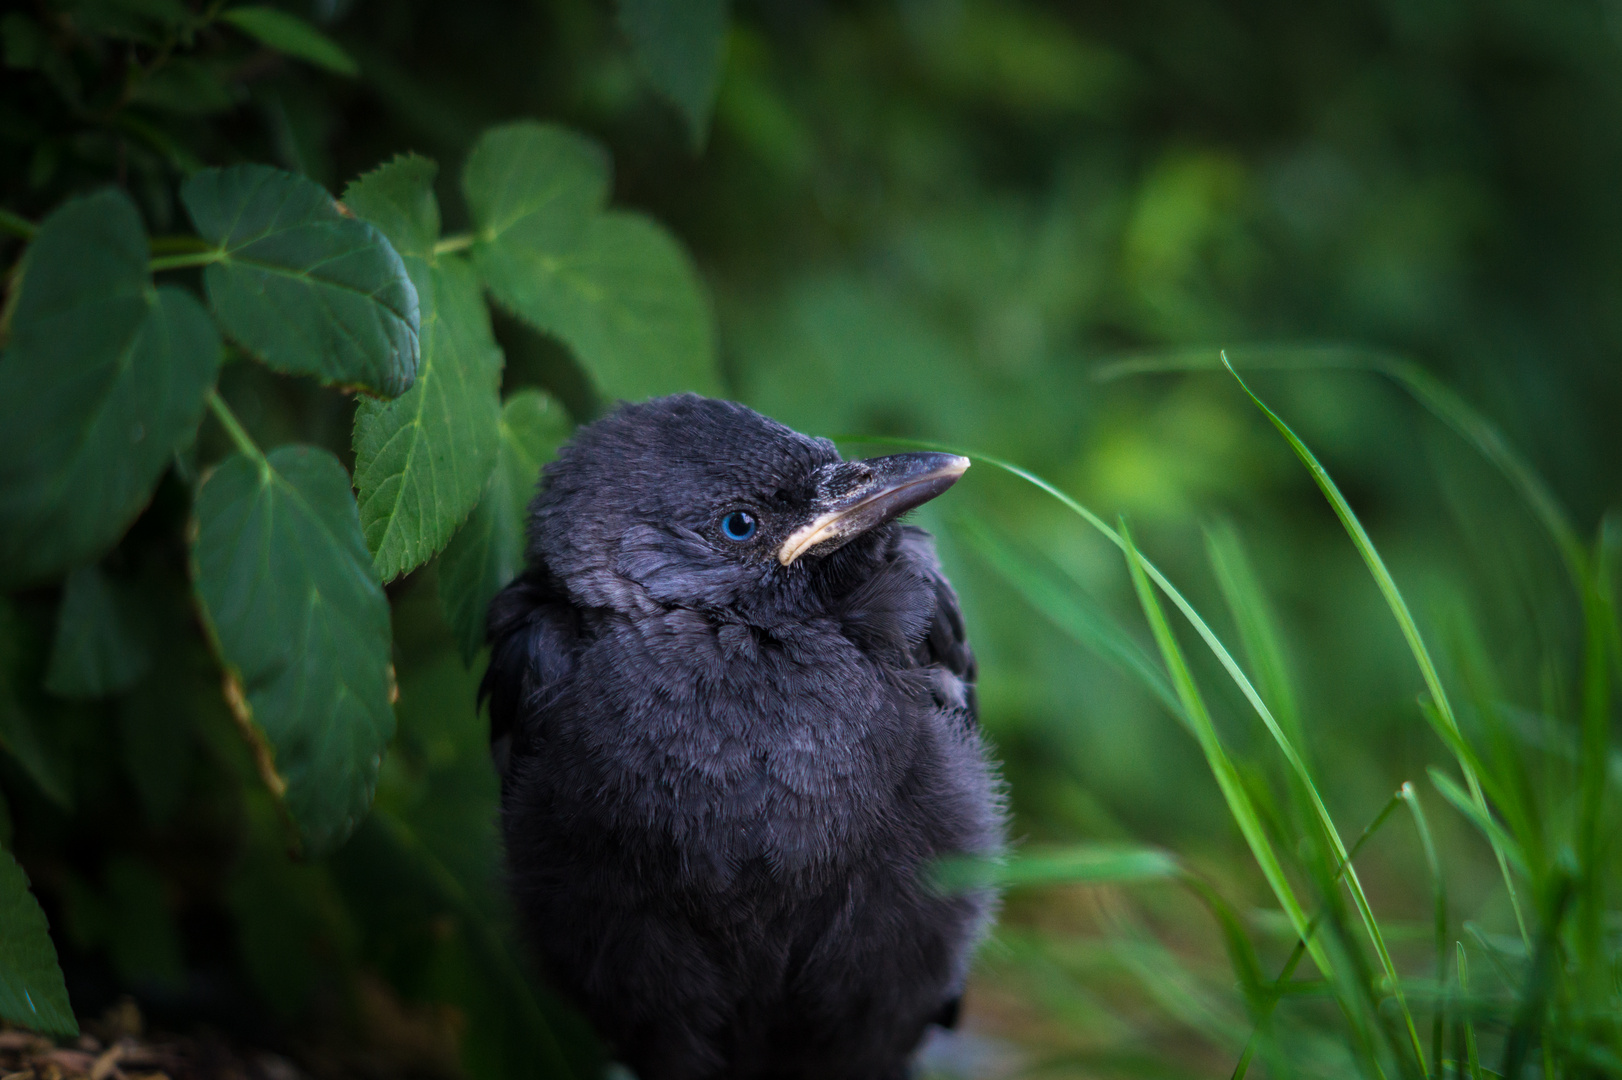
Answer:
xmin=482 ymin=395 xmax=1005 ymax=1079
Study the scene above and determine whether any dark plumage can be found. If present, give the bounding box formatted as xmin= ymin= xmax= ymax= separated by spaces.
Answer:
xmin=482 ymin=395 xmax=1005 ymax=1080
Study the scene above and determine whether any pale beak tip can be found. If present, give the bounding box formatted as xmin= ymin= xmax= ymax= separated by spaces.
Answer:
xmin=777 ymin=452 xmax=972 ymax=565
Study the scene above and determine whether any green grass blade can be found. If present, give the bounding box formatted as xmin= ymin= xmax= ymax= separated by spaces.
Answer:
xmin=1413 ymin=697 xmax=1504 ymax=807
xmin=1399 ymin=782 xmax=1448 ymax=1080
xmin=938 ymin=842 xmax=1273 ymax=1021
xmin=1120 ymin=520 xmax=1329 ymax=983
xmin=1220 ymin=354 xmax=1531 ymax=948
xmin=931 ymin=844 xmax=1178 ymax=892
xmin=1175 ymin=871 xmax=1269 ymax=1009
xmin=1576 ymin=527 xmax=1617 ymax=968
xmin=1232 ymin=790 xmax=1408 ymax=1080
xmin=841 ymin=434 xmax=1424 ymax=1063
xmin=1457 ymin=943 xmax=1484 ymax=1080
xmin=1094 ymin=346 xmax=1587 ymax=586
xmin=1438 ymin=611 xmax=1547 ymax=880
xmin=1500 ymin=876 xmax=1575 ymax=1080
xmin=1202 ymin=520 xmax=1435 ymax=1063
xmin=957 ymin=514 xmax=1183 ymax=718
xmin=1205 ymin=520 xmax=1308 ymax=758
xmin=1427 ymin=768 xmax=1528 ymax=876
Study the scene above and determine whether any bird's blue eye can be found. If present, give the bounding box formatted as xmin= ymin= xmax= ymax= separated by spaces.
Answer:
xmin=720 ymin=510 xmax=758 ymax=542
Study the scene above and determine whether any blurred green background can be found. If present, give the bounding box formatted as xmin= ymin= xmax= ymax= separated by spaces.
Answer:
xmin=2 ymin=0 xmax=1620 ymax=1076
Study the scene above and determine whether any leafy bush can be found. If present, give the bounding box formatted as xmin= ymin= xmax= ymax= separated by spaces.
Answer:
xmin=1 ymin=0 xmax=724 ymax=1067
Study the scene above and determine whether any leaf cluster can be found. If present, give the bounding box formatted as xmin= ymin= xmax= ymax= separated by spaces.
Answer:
xmin=0 ymin=0 xmax=722 ymax=1062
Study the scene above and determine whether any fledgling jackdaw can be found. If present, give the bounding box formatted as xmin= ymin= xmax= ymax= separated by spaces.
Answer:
xmin=482 ymin=394 xmax=1005 ymax=1079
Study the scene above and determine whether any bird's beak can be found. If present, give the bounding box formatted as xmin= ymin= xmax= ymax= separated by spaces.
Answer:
xmin=778 ymin=452 xmax=971 ymax=565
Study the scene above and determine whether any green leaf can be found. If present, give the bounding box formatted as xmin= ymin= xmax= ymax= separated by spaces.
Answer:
xmin=343 ymin=154 xmax=440 ymax=263
xmin=192 ymin=445 xmax=396 ymax=857
xmin=0 ymin=846 xmax=76 ymax=1037
xmin=353 ymin=257 xmax=502 ymax=581
xmin=463 ymin=122 xmax=609 ymax=254
xmin=0 ymin=189 xmax=221 ymax=588
xmin=439 ymin=390 xmax=571 ymax=663
xmin=618 ymin=0 xmax=728 ymax=146
xmin=182 ymin=164 xmax=419 ymax=398
xmin=220 ymin=6 xmax=359 ymax=76
xmin=478 ymin=212 xmax=718 ymax=402
xmin=465 ymin=122 xmax=719 ymax=401
xmin=44 ymin=564 xmax=151 ymax=699
xmin=347 ymin=157 xmax=504 ymax=582
xmin=549 ymin=213 xmax=715 ymax=402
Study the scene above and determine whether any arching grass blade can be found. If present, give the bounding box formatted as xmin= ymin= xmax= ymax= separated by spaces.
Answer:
xmin=840 ymin=434 xmax=1425 ymax=1067
xmin=1399 ymin=782 xmax=1448 ymax=1080
xmin=1094 ymin=345 xmax=1585 ymax=586
xmin=1119 ymin=520 xmax=1327 ymax=981
xmin=957 ymin=513 xmax=1181 ymax=719
xmin=1219 ymin=354 xmax=1530 ymax=947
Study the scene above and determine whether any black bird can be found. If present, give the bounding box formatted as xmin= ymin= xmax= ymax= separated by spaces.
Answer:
xmin=482 ymin=395 xmax=1005 ymax=1080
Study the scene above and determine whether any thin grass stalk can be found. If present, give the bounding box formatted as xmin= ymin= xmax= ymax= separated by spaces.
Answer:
xmin=1206 ymin=521 xmax=1309 ymax=759
xmin=956 ymin=515 xmax=1181 ymax=717
xmin=1501 ymin=875 xmax=1576 ymax=1080
xmin=1122 ymin=520 xmax=1411 ymax=1080
xmin=1220 ymin=354 xmax=1531 ymax=948
xmin=1443 ymin=612 xmax=1548 ymax=883
xmin=1093 ymin=346 xmax=1586 ymax=586
xmin=1232 ymin=790 xmax=1408 ymax=1080
xmin=1120 ymin=521 xmax=1330 ymax=981
xmin=1456 ymin=942 xmax=1483 ymax=1080
xmin=1426 ymin=769 xmax=1528 ymax=877
xmin=1400 ymin=783 xmax=1448 ymax=1080
xmin=1576 ymin=538 xmax=1616 ymax=972
xmin=837 ymin=433 xmax=1425 ymax=1058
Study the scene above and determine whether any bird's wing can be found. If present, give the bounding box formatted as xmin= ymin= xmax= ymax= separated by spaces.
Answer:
xmin=897 ymin=526 xmax=978 ymax=729
xmin=480 ymin=569 xmax=580 ymax=781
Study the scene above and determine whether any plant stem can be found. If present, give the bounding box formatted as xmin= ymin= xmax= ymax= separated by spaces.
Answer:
xmin=433 ymin=232 xmax=475 ymax=255
xmin=149 ymin=234 xmax=213 ymax=255
xmin=151 ymin=249 xmax=226 ymax=272
xmin=0 ymin=209 xmax=37 ymax=242
xmin=206 ymin=390 xmax=268 ymax=469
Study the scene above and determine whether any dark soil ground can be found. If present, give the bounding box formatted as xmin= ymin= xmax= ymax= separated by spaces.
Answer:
xmin=1 ymin=1002 xmax=306 ymax=1080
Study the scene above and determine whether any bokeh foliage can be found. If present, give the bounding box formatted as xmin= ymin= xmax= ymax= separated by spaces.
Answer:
xmin=1 ymin=0 xmax=1620 ymax=1077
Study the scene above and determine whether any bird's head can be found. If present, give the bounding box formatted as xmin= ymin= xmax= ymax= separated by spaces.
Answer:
xmin=526 ymin=394 xmax=968 ymax=618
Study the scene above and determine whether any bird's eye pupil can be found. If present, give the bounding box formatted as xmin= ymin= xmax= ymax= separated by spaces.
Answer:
xmin=720 ymin=511 xmax=757 ymax=541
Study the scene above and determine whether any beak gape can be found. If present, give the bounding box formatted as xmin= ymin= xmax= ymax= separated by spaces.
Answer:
xmin=777 ymin=453 xmax=971 ymax=565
